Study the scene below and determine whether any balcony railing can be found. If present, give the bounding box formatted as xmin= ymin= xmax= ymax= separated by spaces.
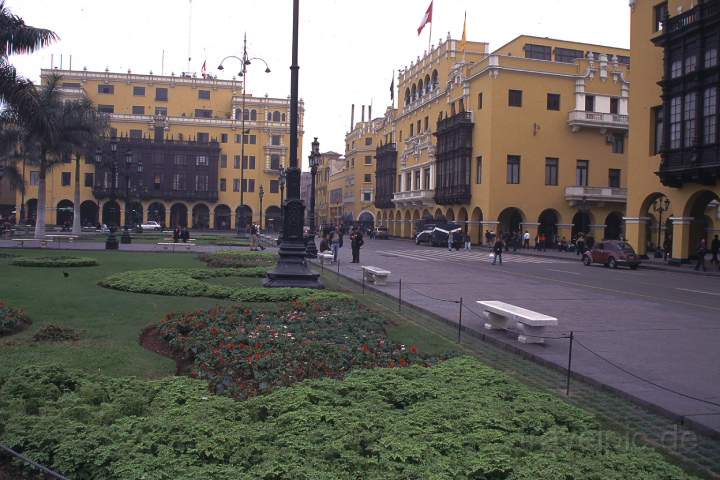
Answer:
xmin=664 ymin=2 xmax=720 ymax=34
xmin=564 ymin=186 xmax=627 ymax=205
xmin=392 ymin=189 xmax=435 ymax=206
xmin=567 ymin=111 xmax=628 ymax=132
xmin=93 ymin=186 xmax=219 ymax=203
xmin=437 ymin=111 xmax=473 ymax=132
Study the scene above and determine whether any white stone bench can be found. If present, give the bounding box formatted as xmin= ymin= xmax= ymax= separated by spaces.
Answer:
xmin=14 ymin=238 xmax=48 ymax=248
xmin=477 ymin=300 xmax=558 ymax=344
xmin=157 ymin=242 xmax=196 ymax=252
xmin=318 ymin=252 xmax=334 ymax=264
xmin=362 ymin=266 xmax=391 ymax=286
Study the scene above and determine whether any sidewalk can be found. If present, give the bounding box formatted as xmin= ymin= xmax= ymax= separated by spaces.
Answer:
xmin=471 ymin=243 xmax=720 ymax=277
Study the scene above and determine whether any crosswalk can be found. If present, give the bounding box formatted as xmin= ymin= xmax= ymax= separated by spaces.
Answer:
xmin=376 ymin=248 xmax=570 ymax=264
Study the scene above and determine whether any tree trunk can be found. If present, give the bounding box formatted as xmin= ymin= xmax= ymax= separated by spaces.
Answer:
xmin=72 ymin=155 xmax=81 ymax=235
xmin=33 ymin=153 xmax=47 ymax=239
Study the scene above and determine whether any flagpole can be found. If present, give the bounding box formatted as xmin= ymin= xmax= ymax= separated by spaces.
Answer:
xmin=428 ymin=20 xmax=432 ymax=52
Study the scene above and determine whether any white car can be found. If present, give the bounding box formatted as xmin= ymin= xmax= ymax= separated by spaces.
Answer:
xmin=140 ymin=221 xmax=162 ymax=231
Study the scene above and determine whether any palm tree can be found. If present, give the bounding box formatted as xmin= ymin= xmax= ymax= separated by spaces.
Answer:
xmin=0 ymin=75 xmax=106 ymax=238
xmin=71 ymin=114 xmax=107 ymax=235
xmin=0 ymin=0 xmax=58 ymax=103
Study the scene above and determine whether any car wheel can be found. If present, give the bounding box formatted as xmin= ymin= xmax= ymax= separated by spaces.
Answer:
xmin=629 ymin=264 xmax=638 ymax=270
xmin=582 ymin=255 xmax=591 ymax=266
xmin=608 ymin=257 xmax=618 ymax=269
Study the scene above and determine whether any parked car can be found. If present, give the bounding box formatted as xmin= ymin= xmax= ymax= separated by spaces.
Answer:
xmin=415 ymin=224 xmax=437 ymax=245
xmin=374 ymin=226 xmax=389 ymax=239
xmin=582 ymin=240 xmax=640 ymax=269
xmin=139 ymin=221 xmax=162 ymax=232
xmin=415 ymin=222 xmax=463 ymax=248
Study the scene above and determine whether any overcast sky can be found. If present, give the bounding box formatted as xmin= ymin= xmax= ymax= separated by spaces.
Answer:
xmin=9 ymin=0 xmax=630 ymax=170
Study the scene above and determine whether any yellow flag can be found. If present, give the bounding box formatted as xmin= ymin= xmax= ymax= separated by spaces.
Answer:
xmin=460 ymin=11 xmax=467 ymax=53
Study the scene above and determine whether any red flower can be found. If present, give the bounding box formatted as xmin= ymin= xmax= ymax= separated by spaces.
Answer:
xmin=410 ymin=345 xmax=418 ymax=354
xmin=360 ymin=344 xmax=370 ymax=352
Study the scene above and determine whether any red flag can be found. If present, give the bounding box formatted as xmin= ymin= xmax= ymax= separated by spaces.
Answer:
xmin=417 ymin=1 xmax=433 ymax=36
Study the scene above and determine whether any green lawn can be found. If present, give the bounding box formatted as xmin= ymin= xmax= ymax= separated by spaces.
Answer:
xmin=0 ymin=249 xmax=235 ymax=378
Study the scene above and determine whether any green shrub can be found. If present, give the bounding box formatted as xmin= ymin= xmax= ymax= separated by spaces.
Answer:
xmin=11 ymin=256 xmax=98 ymax=267
xmin=198 ymin=250 xmax=276 ymax=268
xmin=0 ymin=301 xmax=31 ymax=336
xmin=98 ymin=268 xmax=346 ymax=303
xmin=32 ymin=324 xmax=80 ymax=342
xmin=158 ymin=298 xmax=444 ymax=399
xmin=0 ymin=360 xmax=697 ymax=479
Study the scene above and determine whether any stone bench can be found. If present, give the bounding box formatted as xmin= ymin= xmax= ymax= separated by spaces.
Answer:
xmin=318 ymin=252 xmax=334 ymax=264
xmin=477 ymin=300 xmax=558 ymax=344
xmin=158 ymin=242 xmax=196 ymax=252
xmin=362 ymin=266 xmax=391 ymax=286
xmin=13 ymin=238 xmax=48 ymax=248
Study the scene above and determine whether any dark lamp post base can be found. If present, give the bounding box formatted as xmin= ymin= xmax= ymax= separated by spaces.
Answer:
xmin=263 ymin=237 xmax=323 ymax=289
xmin=304 ymin=234 xmax=318 ymax=258
xmin=120 ymin=227 xmax=132 ymax=244
xmin=105 ymin=233 xmax=119 ymax=250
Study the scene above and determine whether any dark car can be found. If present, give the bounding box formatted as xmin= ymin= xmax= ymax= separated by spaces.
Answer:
xmin=374 ymin=226 xmax=389 ymax=239
xmin=415 ymin=223 xmax=436 ymax=245
xmin=582 ymin=240 xmax=641 ymax=269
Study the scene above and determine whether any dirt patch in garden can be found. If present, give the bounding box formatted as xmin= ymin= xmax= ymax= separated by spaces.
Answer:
xmin=139 ymin=325 xmax=193 ymax=376
xmin=0 ymin=458 xmax=41 ymax=480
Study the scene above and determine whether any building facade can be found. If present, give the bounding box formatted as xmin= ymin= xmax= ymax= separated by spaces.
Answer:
xmin=625 ymin=0 xmax=720 ymax=262
xmin=369 ymin=34 xmax=630 ymax=245
xmin=315 ymin=151 xmax=343 ymax=226
xmin=14 ymin=68 xmax=303 ymax=232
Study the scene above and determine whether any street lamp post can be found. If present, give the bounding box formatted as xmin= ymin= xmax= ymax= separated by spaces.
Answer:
xmin=653 ymin=196 xmax=671 ymax=258
xmin=305 ymin=137 xmax=320 ymax=258
xmin=218 ymin=35 xmax=270 ymax=235
xmin=94 ymin=139 xmax=123 ymax=250
xmin=258 ymin=185 xmax=264 ymax=232
xmin=279 ymin=166 xmax=286 ymax=235
xmin=264 ymin=0 xmax=322 ymax=288
xmin=121 ymin=149 xmax=134 ymax=244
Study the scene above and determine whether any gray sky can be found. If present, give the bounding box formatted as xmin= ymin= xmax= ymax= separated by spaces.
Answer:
xmin=9 ymin=0 xmax=630 ymax=170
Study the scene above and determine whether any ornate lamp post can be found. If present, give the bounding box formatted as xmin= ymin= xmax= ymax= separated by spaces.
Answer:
xmin=218 ymin=35 xmax=270 ymax=234
xmin=279 ymin=166 xmax=286 ymax=235
xmin=653 ymin=196 xmax=670 ymax=258
xmin=94 ymin=139 xmax=124 ymax=250
xmin=305 ymin=137 xmax=320 ymax=258
xmin=121 ymin=149 xmax=134 ymax=244
xmin=258 ymin=185 xmax=264 ymax=232
xmin=264 ymin=0 xmax=322 ymax=288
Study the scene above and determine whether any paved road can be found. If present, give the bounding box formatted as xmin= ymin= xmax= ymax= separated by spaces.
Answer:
xmin=328 ymin=237 xmax=720 ymax=436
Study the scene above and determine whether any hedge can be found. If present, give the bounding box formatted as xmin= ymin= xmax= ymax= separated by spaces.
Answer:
xmin=0 ymin=359 xmax=697 ymax=479
xmin=198 ymin=250 xmax=276 ymax=268
xmin=0 ymin=301 xmax=31 ymax=336
xmin=11 ymin=256 xmax=99 ymax=267
xmin=98 ymin=268 xmax=346 ymax=303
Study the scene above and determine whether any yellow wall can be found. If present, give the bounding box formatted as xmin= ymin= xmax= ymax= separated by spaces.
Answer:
xmin=17 ymin=69 xmax=303 ymax=230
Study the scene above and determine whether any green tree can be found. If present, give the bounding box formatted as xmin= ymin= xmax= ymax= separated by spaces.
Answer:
xmin=0 ymin=75 xmax=106 ymax=238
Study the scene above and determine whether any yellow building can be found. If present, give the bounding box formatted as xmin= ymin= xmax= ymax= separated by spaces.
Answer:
xmin=315 ymin=150 xmax=343 ymax=226
xmin=625 ymin=0 xmax=720 ymax=263
xmin=370 ymin=34 xmax=630 ymax=245
xmin=15 ymin=68 xmax=303 ymax=232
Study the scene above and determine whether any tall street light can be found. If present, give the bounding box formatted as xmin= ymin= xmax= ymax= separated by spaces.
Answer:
xmin=279 ymin=166 xmax=286 ymax=235
xmin=218 ymin=34 xmax=270 ymax=234
xmin=258 ymin=185 xmax=264 ymax=231
xmin=265 ymin=0 xmax=322 ymax=288
xmin=94 ymin=138 xmax=125 ymax=250
xmin=305 ymin=137 xmax=320 ymax=258
xmin=653 ymin=196 xmax=670 ymax=258
xmin=121 ymin=149 xmax=134 ymax=244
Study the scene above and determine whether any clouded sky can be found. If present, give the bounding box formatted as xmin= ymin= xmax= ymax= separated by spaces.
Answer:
xmin=9 ymin=0 xmax=630 ymax=169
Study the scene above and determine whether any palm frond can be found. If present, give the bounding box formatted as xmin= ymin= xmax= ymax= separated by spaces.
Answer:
xmin=0 ymin=1 xmax=59 ymax=56
xmin=0 ymin=163 xmax=24 ymax=193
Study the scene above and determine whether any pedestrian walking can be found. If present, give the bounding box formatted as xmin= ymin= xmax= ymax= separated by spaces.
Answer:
xmin=448 ymin=231 xmax=453 ymax=251
xmin=485 ymin=229 xmax=492 ymax=246
xmin=695 ymin=238 xmax=707 ymax=272
xmin=464 ymin=231 xmax=471 ymax=251
xmin=250 ymin=223 xmax=258 ymax=251
xmin=331 ymin=229 xmax=340 ymax=263
xmin=539 ymin=233 xmax=546 ymax=252
xmin=523 ymin=230 xmax=530 ymax=249
xmin=350 ymin=227 xmax=364 ymax=263
xmin=180 ymin=227 xmax=189 ymax=243
xmin=710 ymin=234 xmax=720 ymax=268
xmin=172 ymin=227 xmax=180 ymax=243
xmin=492 ymin=238 xmax=504 ymax=265
xmin=663 ymin=235 xmax=673 ymax=262
xmin=576 ymin=234 xmax=585 ymax=256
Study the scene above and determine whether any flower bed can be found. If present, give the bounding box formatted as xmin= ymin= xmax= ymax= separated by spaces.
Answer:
xmin=0 ymin=301 xmax=31 ymax=336
xmin=198 ymin=250 xmax=276 ymax=268
xmin=32 ymin=324 xmax=80 ymax=342
xmin=98 ymin=268 xmax=345 ymax=303
xmin=10 ymin=256 xmax=98 ymax=267
xmin=158 ymin=298 xmax=443 ymax=399
xmin=0 ymin=360 xmax=697 ymax=479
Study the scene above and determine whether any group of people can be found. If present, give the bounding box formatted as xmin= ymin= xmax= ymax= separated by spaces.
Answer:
xmin=172 ymin=226 xmax=191 ymax=243
xmin=694 ymin=235 xmax=720 ymax=272
xmin=248 ymin=223 xmax=265 ymax=251
xmin=318 ymin=225 xmax=365 ymax=263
